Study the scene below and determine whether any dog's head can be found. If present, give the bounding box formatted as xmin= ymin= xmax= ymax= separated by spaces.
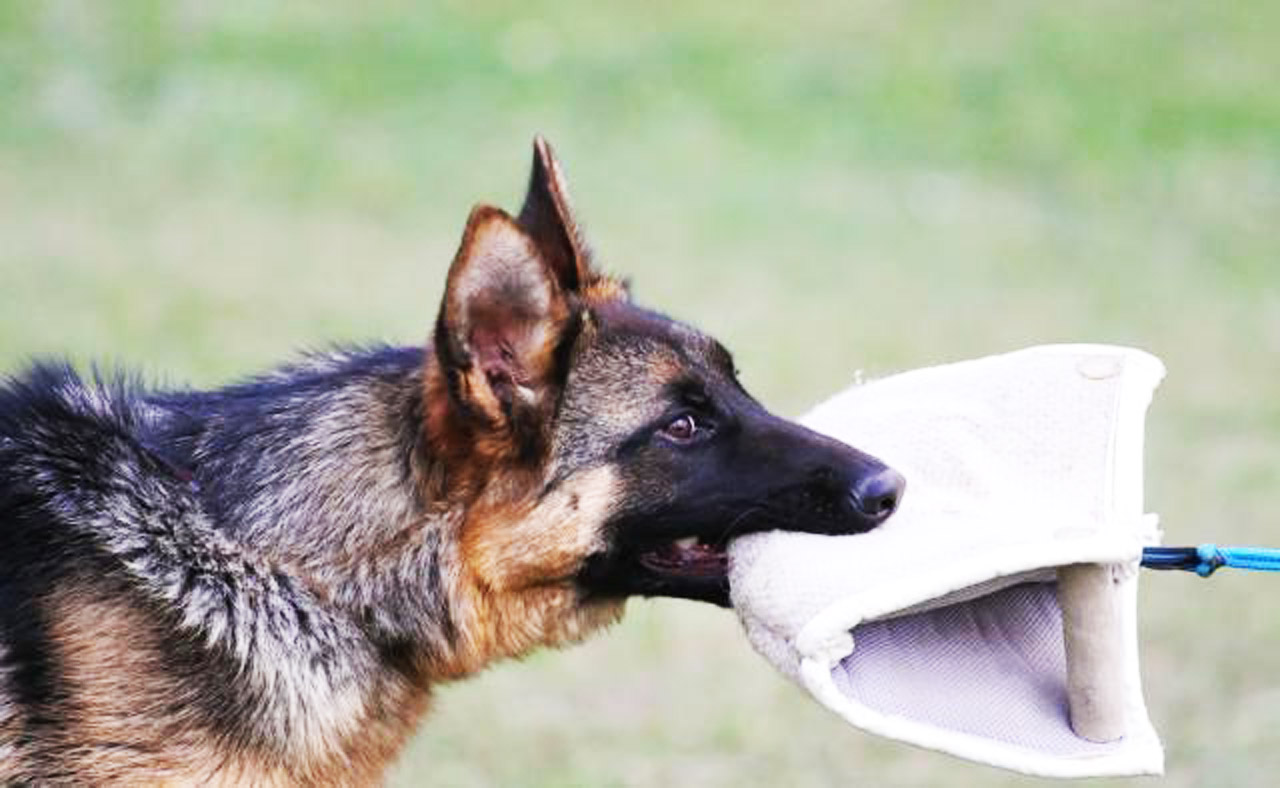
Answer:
xmin=427 ymin=138 xmax=903 ymax=609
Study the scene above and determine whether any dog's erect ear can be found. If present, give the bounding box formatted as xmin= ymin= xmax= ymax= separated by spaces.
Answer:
xmin=435 ymin=205 xmax=576 ymax=443
xmin=517 ymin=136 xmax=593 ymax=293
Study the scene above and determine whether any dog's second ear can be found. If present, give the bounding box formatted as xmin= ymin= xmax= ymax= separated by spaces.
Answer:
xmin=517 ymin=136 xmax=592 ymax=292
xmin=434 ymin=205 xmax=576 ymax=450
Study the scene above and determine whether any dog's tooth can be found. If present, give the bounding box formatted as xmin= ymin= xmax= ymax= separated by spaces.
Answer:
xmin=674 ymin=536 xmax=697 ymax=550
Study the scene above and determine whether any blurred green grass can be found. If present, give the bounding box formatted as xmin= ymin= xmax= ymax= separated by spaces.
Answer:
xmin=2 ymin=2 xmax=1278 ymax=786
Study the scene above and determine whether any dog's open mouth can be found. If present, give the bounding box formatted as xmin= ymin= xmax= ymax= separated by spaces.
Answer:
xmin=578 ymin=528 xmax=739 ymax=607
xmin=626 ymin=532 xmax=734 ymax=606
xmin=578 ymin=477 xmax=904 ymax=608
xmin=636 ymin=535 xmax=729 ymax=579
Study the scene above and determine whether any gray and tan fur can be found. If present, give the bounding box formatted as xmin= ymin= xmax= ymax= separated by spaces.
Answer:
xmin=0 ymin=139 xmax=904 ymax=785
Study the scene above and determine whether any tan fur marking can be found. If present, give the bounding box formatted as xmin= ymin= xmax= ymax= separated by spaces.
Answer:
xmin=41 ymin=586 xmax=230 ymax=784
xmin=582 ymin=276 xmax=628 ymax=303
xmin=425 ymin=466 xmax=625 ymax=679
xmin=433 ymin=584 xmax=624 ymax=682
xmin=462 ymin=465 xmax=618 ymax=592
xmin=644 ymin=348 xmax=688 ymax=384
xmin=38 ymin=585 xmax=430 ymax=786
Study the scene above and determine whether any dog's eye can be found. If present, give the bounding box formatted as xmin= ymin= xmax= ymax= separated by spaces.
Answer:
xmin=661 ymin=414 xmax=700 ymax=444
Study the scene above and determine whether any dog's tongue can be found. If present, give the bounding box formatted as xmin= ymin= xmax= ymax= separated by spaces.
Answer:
xmin=639 ymin=540 xmax=728 ymax=577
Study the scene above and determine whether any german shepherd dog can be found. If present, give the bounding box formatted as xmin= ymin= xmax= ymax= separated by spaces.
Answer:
xmin=0 ymin=139 xmax=904 ymax=785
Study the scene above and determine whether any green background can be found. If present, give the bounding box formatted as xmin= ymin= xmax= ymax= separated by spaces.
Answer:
xmin=2 ymin=2 xmax=1277 ymax=785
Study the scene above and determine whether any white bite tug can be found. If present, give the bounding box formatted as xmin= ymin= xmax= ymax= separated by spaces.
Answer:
xmin=730 ymin=345 xmax=1166 ymax=778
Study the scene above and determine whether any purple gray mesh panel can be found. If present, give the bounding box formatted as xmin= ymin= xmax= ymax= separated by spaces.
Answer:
xmin=830 ymin=582 xmax=1121 ymax=756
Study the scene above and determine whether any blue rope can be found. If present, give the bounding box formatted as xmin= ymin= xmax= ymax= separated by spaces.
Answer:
xmin=1141 ymin=545 xmax=1280 ymax=577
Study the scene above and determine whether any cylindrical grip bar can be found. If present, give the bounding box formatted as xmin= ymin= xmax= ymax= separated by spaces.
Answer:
xmin=1058 ymin=564 xmax=1126 ymax=743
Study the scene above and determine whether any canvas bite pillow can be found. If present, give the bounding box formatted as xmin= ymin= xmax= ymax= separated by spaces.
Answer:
xmin=728 ymin=345 xmax=1165 ymax=778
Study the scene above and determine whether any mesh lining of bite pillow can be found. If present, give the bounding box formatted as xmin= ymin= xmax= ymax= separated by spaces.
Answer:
xmin=830 ymin=582 xmax=1122 ymax=756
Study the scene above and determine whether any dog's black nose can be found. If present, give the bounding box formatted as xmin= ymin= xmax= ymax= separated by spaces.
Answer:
xmin=850 ymin=468 xmax=906 ymax=524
